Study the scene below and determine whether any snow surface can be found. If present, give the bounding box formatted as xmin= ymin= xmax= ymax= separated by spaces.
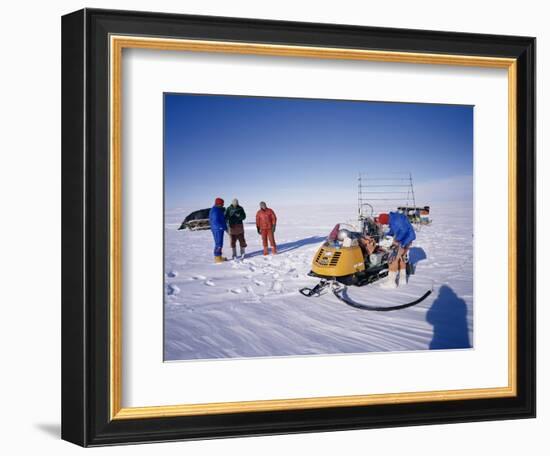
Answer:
xmin=164 ymin=204 xmax=473 ymax=361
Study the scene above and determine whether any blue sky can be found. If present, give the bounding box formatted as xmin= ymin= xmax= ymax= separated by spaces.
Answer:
xmin=164 ymin=93 xmax=473 ymax=210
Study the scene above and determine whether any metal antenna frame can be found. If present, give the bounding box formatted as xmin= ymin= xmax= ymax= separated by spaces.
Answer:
xmin=357 ymin=173 xmax=416 ymax=221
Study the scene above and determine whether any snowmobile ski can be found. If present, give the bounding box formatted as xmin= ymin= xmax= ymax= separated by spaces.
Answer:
xmin=332 ymin=286 xmax=432 ymax=311
xmin=299 ymin=279 xmax=332 ymax=297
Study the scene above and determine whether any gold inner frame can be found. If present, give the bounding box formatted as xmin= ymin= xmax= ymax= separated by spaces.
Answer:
xmin=109 ymin=35 xmax=517 ymax=420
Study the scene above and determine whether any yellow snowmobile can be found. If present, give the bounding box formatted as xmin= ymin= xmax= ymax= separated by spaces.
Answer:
xmin=301 ymin=222 xmax=392 ymax=289
xmin=299 ymin=222 xmax=431 ymax=311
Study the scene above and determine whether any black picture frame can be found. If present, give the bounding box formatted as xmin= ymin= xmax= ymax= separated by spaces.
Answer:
xmin=62 ymin=8 xmax=535 ymax=447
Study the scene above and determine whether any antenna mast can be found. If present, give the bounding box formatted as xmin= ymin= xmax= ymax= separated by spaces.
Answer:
xmin=357 ymin=172 xmax=416 ymax=220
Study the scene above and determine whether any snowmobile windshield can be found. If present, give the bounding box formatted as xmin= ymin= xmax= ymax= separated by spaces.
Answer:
xmin=325 ymin=223 xmax=360 ymax=248
xmin=326 ymin=224 xmax=341 ymax=242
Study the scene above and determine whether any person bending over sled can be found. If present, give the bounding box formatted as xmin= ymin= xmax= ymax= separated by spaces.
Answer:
xmin=256 ymin=201 xmax=277 ymax=255
xmin=380 ymin=211 xmax=416 ymax=289
xmin=209 ymin=197 xmax=228 ymax=263
xmin=225 ymin=198 xmax=247 ymax=260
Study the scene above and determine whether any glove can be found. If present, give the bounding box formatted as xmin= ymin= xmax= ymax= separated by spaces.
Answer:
xmin=257 ymin=228 xmax=261 ymax=235
xmin=272 ymin=224 xmax=276 ymax=233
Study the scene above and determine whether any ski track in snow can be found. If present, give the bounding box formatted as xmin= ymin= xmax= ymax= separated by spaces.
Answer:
xmin=164 ymin=205 xmax=473 ymax=361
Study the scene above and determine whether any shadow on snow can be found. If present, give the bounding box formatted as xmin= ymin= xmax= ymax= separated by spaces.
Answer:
xmin=246 ymin=235 xmax=325 ymax=258
xmin=426 ymin=285 xmax=471 ymax=350
xmin=408 ymin=246 xmax=427 ymax=273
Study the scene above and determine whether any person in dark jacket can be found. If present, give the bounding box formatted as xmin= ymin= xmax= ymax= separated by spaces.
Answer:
xmin=209 ymin=197 xmax=227 ymax=263
xmin=225 ymin=198 xmax=247 ymax=260
xmin=381 ymin=211 xmax=416 ymax=288
xmin=256 ymin=201 xmax=277 ymax=255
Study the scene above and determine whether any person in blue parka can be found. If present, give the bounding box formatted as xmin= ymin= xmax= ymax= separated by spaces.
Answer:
xmin=381 ymin=211 xmax=416 ymax=289
xmin=209 ymin=197 xmax=228 ymax=263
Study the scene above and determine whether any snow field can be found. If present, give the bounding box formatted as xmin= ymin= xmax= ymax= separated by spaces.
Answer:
xmin=164 ymin=204 xmax=473 ymax=361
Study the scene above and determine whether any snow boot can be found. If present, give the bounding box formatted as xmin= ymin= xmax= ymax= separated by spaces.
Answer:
xmin=214 ymin=256 xmax=227 ymax=264
xmin=272 ymin=246 xmax=278 ymax=255
xmin=380 ymin=270 xmax=398 ymax=289
xmin=231 ymin=248 xmax=237 ymax=260
xmin=239 ymin=248 xmax=246 ymax=260
xmin=263 ymin=247 xmax=269 ymax=256
xmin=399 ymin=268 xmax=408 ymax=286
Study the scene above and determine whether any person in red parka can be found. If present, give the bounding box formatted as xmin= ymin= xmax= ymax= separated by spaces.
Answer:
xmin=256 ymin=201 xmax=277 ymax=255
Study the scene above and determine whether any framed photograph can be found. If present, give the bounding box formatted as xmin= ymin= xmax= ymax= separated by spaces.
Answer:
xmin=61 ymin=8 xmax=535 ymax=446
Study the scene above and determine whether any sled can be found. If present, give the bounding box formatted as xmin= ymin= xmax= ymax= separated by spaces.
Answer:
xmin=397 ymin=206 xmax=432 ymax=225
xmin=178 ymin=208 xmax=211 ymax=231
